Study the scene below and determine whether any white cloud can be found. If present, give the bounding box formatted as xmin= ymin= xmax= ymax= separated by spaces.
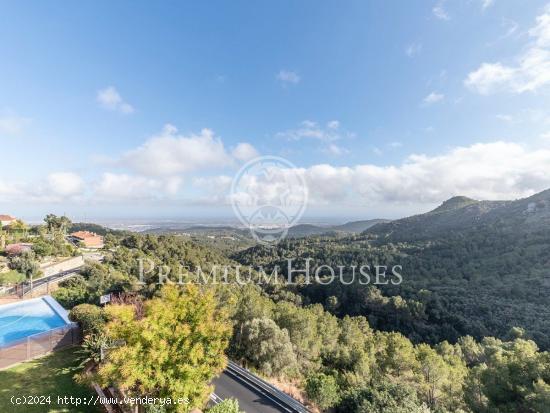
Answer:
xmin=89 ymin=125 xmax=258 ymax=200
xmin=423 ymin=92 xmax=445 ymax=105
xmin=327 ymin=120 xmax=340 ymax=130
xmin=530 ymin=6 xmax=550 ymax=47
xmin=0 ymin=115 xmax=30 ymax=135
xmin=344 ymin=142 xmax=550 ymax=203
xmin=276 ymin=120 xmax=356 ymax=155
xmin=0 ymin=172 xmax=86 ymax=204
xmin=433 ymin=1 xmax=450 ymax=20
xmin=464 ymin=63 xmax=517 ymax=94
xmin=389 ymin=141 xmax=403 ymax=148
xmin=324 ymin=144 xmax=349 ymax=156
xmin=481 ymin=0 xmax=494 ymax=10
xmin=97 ymin=86 xmax=134 ymax=114
xmin=232 ymin=143 xmax=259 ymax=162
xmin=95 ymin=173 xmax=181 ymax=200
xmin=308 ymin=142 xmax=550 ymax=204
xmin=329 ymin=142 xmax=550 ymax=203
xmin=276 ymin=120 xmax=347 ymax=142
xmin=405 ymin=42 xmax=423 ymax=57
xmin=47 ymin=172 xmax=84 ymax=197
xmin=119 ymin=124 xmax=233 ymax=176
xmin=276 ymin=70 xmax=300 ymax=85
xmin=199 ymin=141 xmax=550 ymax=208
xmin=466 ymin=6 xmax=550 ymax=94
xmin=7 ymin=140 xmax=550 ymax=211
xmin=192 ymin=175 xmax=233 ymax=204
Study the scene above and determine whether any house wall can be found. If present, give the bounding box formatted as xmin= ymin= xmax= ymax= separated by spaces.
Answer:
xmin=82 ymin=236 xmax=104 ymax=248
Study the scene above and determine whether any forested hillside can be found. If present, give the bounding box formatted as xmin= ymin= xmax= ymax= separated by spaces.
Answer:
xmin=233 ymin=189 xmax=550 ymax=349
xmin=53 ymin=190 xmax=550 ymax=411
xmin=55 ymin=229 xmax=550 ymax=412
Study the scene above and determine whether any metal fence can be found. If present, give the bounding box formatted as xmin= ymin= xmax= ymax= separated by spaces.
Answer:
xmin=0 ymin=323 xmax=81 ymax=369
xmin=0 ymin=268 xmax=83 ymax=298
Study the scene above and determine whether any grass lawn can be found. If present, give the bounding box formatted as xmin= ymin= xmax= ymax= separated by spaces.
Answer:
xmin=0 ymin=347 xmax=101 ymax=412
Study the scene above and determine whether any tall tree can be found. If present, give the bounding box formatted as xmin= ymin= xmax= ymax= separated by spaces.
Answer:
xmin=236 ymin=317 xmax=297 ymax=376
xmin=44 ymin=214 xmax=72 ymax=235
xmin=98 ymin=285 xmax=231 ymax=411
xmin=9 ymin=219 xmax=29 ymax=240
xmin=9 ymin=250 xmax=39 ymax=279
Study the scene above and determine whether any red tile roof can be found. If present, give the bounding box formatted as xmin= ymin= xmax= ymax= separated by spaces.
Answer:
xmin=70 ymin=231 xmax=104 ymax=248
xmin=70 ymin=231 xmax=99 ymax=239
xmin=0 ymin=215 xmax=15 ymax=221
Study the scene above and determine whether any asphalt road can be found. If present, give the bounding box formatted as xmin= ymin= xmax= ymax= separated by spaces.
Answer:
xmin=212 ymin=370 xmax=291 ymax=413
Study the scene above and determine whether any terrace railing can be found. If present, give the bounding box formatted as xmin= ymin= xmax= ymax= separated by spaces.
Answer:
xmin=0 ymin=323 xmax=81 ymax=369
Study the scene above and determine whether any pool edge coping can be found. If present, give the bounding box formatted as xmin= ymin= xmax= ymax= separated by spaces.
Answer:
xmin=42 ymin=295 xmax=72 ymax=325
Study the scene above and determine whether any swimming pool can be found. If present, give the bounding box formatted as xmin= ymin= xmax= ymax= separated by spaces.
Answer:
xmin=0 ymin=296 xmax=72 ymax=347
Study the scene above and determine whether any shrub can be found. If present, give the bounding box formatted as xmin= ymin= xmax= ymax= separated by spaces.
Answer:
xmin=0 ymin=270 xmax=25 ymax=286
xmin=207 ymin=399 xmax=244 ymax=413
xmin=52 ymin=275 xmax=89 ymax=308
xmin=305 ymin=373 xmax=340 ymax=410
xmin=69 ymin=304 xmax=106 ymax=335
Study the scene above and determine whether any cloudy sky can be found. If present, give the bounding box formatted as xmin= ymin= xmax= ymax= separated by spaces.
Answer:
xmin=2 ymin=1 xmax=550 ymax=221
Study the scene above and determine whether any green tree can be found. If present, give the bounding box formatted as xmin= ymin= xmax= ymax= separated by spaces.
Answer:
xmin=98 ymin=285 xmax=231 ymax=412
xmin=470 ymin=338 xmax=550 ymax=413
xmin=9 ymin=250 xmax=40 ymax=278
xmin=415 ymin=343 xmax=467 ymax=411
xmin=44 ymin=214 xmax=72 ymax=235
xmin=53 ymin=275 xmax=89 ymax=307
xmin=207 ymin=399 xmax=244 ymax=413
xmin=336 ymin=381 xmax=430 ymax=413
xmin=527 ymin=379 xmax=550 ymax=412
xmin=32 ymin=238 xmax=54 ymax=257
xmin=7 ymin=219 xmax=29 ymax=241
xmin=305 ymin=373 xmax=340 ymax=410
xmin=237 ymin=317 xmax=297 ymax=376
xmin=378 ymin=332 xmax=419 ymax=380
xmin=103 ymin=233 xmax=118 ymax=249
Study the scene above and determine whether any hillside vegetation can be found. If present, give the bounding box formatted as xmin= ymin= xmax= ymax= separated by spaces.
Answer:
xmin=50 ymin=191 xmax=550 ymax=412
xmin=233 ymin=189 xmax=550 ymax=349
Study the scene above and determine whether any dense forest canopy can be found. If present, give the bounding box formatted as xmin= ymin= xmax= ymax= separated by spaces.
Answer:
xmin=53 ymin=189 xmax=550 ymax=411
xmin=233 ymin=190 xmax=550 ymax=350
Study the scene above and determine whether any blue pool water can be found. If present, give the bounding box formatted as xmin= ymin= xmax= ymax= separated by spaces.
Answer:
xmin=0 ymin=296 xmax=70 ymax=347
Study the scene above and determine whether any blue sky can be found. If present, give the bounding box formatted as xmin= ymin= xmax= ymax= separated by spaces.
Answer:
xmin=1 ymin=0 xmax=550 ymax=222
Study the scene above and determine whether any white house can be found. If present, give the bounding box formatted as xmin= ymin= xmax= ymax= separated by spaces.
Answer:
xmin=0 ymin=215 xmax=16 ymax=227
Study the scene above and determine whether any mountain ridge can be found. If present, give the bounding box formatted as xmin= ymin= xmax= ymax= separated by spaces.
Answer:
xmin=365 ymin=190 xmax=550 ymax=241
